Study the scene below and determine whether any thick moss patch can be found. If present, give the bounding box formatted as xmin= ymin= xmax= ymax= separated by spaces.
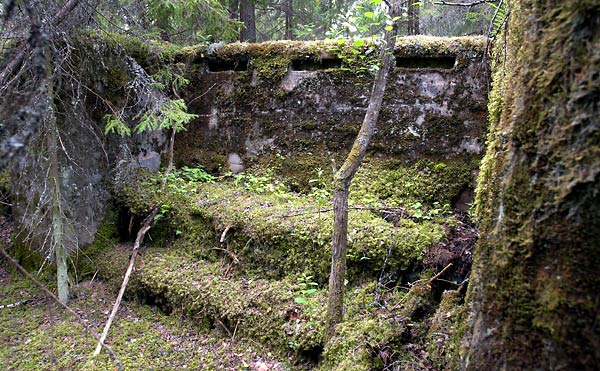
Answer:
xmin=0 ymin=267 xmax=303 ymax=370
xmin=99 ymin=247 xmax=325 ymax=354
xmin=116 ymin=168 xmax=446 ymax=284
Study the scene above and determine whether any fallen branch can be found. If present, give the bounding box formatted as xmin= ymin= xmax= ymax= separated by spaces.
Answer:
xmin=94 ymin=127 xmax=178 ymax=356
xmin=220 ymin=225 xmax=232 ymax=243
xmin=0 ymin=299 xmax=30 ymax=309
xmin=92 ymin=207 xmax=158 ymax=356
xmin=0 ymin=246 xmax=122 ymax=370
xmin=433 ymin=0 xmax=496 ymax=6
xmin=277 ymin=205 xmax=409 ymax=219
xmin=428 ymin=263 xmax=454 ymax=285
xmin=208 ymin=247 xmax=240 ymax=264
xmin=214 ymin=317 xmax=233 ymax=337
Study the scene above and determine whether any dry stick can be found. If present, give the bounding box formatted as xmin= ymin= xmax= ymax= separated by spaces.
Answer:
xmin=433 ymin=0 xmax=495 ymax=6
xmin=92 ymin=207 xmax=158 ymax=356
xmin=0 ymin=246 xmax=122 ymax=370
xmin=428 ymin=263 xmax=454 ymax=285
xmin=219 ymin=225 xmax=231 ymax=243
xmin=0 ymin=299 xmax=30 ymax=309
xmin=277 ymin=205 xmax=409 ymax=218
xmin=93 ymin=128 xmax=177 ymax=356
xmin=0 ymin=0 xmax=81 ymax=88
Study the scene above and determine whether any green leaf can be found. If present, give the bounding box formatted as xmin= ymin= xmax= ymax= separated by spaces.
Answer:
xmin=301 ymin=288 xmax=317 ymax=295
xmin=353 ymin=39 xmax=365 ymax=47
xmin=384 ymin=25 xmax=393 ymax=31
xmin=364 ymin=11 xmax=374 ymax=19
xmin=294 ymin=297 xmax=308 ymax=305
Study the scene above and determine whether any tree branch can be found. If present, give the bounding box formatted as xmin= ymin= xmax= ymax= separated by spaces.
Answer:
xmin=434 ymin=0 xmax=496 ymax=6
xmin=94 ymin=126 xmax=178 ymax=356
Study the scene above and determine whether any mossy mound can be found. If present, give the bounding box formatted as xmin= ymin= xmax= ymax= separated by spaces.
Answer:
xmin=0 ymin=266 xmax=306 ymax=371
xmin=116 ymin=168 xmax=446 ymax=284
xmin=99 ymin=247 xmax=325 ymax=354
xmin=320 ymin=281 xmax=437 ymax=371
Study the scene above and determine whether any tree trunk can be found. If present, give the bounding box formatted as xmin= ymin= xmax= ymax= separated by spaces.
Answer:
xmin=239 ymin=0 xmax=256 ymax=42
xmin=407 ymin=0 xmax=420 ymax=35
xmin=324 ymin=0 xmax=400 ymax=343
xmin=229 ymin=0 xmax=239 ymax=21
xmin=284 ymin=0 xmax=293 ymax=40
xmin=462 ymin=0 xmax=600 ymax=369
xmin=47 ymin=69 xmax=69 ymax=305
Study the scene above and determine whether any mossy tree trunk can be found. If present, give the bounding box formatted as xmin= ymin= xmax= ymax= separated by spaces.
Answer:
xmin=462 ymin=0 xmax=599 ymax=369
xmin=324 ymin=0 xmax=400 ymax=343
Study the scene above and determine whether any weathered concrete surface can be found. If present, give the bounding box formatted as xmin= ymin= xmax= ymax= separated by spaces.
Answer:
xmin=175 ymin=36 xmax=489 ymax=171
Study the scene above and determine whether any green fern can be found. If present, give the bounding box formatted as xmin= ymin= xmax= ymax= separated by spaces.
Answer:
xmin=488 ymin=1 xmax=508 ymax=37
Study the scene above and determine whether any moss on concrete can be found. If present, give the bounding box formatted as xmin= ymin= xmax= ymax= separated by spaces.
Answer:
xmin=116 ymin=168 xmax=446 ymax=284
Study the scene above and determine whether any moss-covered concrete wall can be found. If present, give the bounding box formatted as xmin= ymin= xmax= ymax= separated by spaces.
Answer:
xmin=175 ymin=36 xmax=489 ymax=172
xmin=462 ymin=0 xmax=600 ymax=369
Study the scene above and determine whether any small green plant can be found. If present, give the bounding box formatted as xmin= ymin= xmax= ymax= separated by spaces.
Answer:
xmin=104 ymin=99 xmax=197 ymax=136
xmin=135 ymin=99 xmax=197 ymax=133
xmin=294 ymin=273 xmax=319 ymax=323
xmin=410 ymin=201 xmax=452 ymax=220
xmin=151 ymin=66 xmax=190 ymax=92
xmin=308 ymin=167 xmax=332 ymax=206
xmin=103 ymin=114 xmax=131 ymax=136
xmin=179 ymin=166 xmax=214 ymax=183
xmin=233 ymin=172 xmax=287 ymax=195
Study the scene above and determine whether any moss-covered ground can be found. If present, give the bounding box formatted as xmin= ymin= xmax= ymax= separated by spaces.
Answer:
xmin=0 ymin=263 xmax=308 ymax=371
xmin=2 ymin=156 xmax=477 ymax=370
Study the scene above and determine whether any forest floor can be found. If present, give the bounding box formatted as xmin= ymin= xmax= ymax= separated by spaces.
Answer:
xmin=0 ymin=164 xmax=478 ymax=370
xmin=0 ymin=262 xmax=301 ymax=371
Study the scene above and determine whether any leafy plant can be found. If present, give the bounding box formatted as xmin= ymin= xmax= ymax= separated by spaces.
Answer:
xmin=151 ymin=66 xmax=190 ymax=92
xmin=233 ymin=172 xmax=287 ymax=195
xmin=487 ymin=1 xmax=508 ymax=37
xmin=308 ymin=167 xmax=331 ymax=206
xmin=179 ymin=166 xmax=214 ymax=183
xmin=294 ymin=274 xmax=319 ymax=323
xmin=410 ymin=201 xmax=452 ymax=220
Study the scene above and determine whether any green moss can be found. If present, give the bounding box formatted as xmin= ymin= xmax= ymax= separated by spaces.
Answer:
xmin=0 ymin=271 xmax=301 ymax=370
xmin=77 ymin=31 xmax=182 ymax=68
xmin=464 ymin=0 xmax=600 ymax=368
xmin=116 ymin=169 xmax=445 ymax=285
xmin=426 ymin=289 xmax=466 ymax=370
xmin=99 ymin=248 xmax=324 ymax=353
xmin=320 ymin=314 xmax=403 ymax=371
xmin=351 ymin=157 xmax=478 ymax=208
xmin=321 ymin=280 xmax=437 ymax=371
xmin=72 ymin=207 xmax=120 ymax=278
xmin=9 ymin=239 xmax=43 ymax=273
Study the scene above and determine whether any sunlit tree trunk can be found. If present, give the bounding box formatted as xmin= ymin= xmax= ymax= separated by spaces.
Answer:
xmin=462 ymin=0 xmax=600 ymax=369
xmin=324 ymin=0 xmax=400 ymax=343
